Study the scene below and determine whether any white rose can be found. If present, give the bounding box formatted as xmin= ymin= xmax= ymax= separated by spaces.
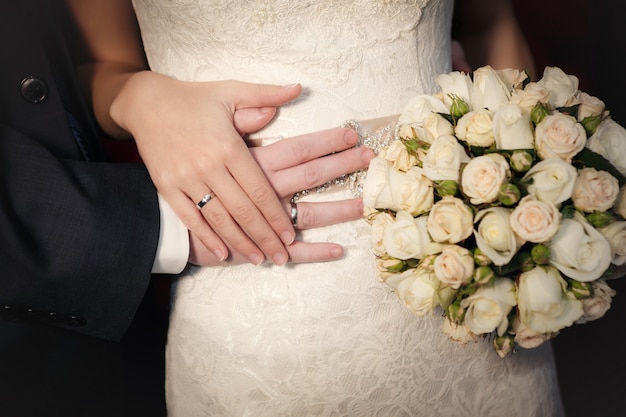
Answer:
xmin=534 ymin=113 xmax=587 ymax=162
xmin=572 ymin=168 xmax=619 ymax=212
xmin=380 ymin=140 xmax=418 ymax=172
xmin=576 ymin=280 xmax=616 ymax=324
xmin=398 ymin=94 xmax=449 ymax=125
xmin=363 ymin=157 xmax=434 ymax=216
xmin=496 ymin=68 xmax=529 ymax=90
xmin=573 ymin=91 xmax=606 ymax=121
xmin=509 ymin=82 xmax=551 ymax=114
xmin=426 ymin=196 xmax=474 ymax=244
xmin=455 ymin=109 xmax=495 ymax=147
xmin=461 ymin=153 xmax=510 ymax=205
xmin=510 ymin=195 xmax=561 ymax=243
xmin=599 ymin=221 xmax=626 ymax=265
xmin=492 ymin=103 xmax=535 ymax=150
xmin=433 ymin=245 xmax=474 ymax=289
xmin=586 ymin=118 xmax=626 ymax=176
xmin=460 ymin=278 xmax=517 ymax=335
xmin=474 ymin=207 xmax=521 ymax=266
xmin=512 ymin=319 xmax=551 ymax=349
xmin=442 ymin=318 xmax=479 ymax=344
xmin=521 ymin=158 xmax=577 ymax=206
xmin=370 ymin=211 xmax=396 ymax=256
xmin=517 ymin=266 xmax=584 ymax=333
xmin=385 ymin=266 xmax=442 ymax=316
xmin=382 ymin=211 xmax=442 ymax=260
xmin=434 ymin=70 xmax=473 ymax=109
xmin=549 ymin=212 xmax=612 ymax=282
xmin=422 ymin=134 xmax=471 ymax=181
xmin=536 ymin=66 xmax=579 ymax=108
xmin=422 ymin=113 xmax=454 ymax=144
xmin=471 ymin=65 xmax=512 ymax=112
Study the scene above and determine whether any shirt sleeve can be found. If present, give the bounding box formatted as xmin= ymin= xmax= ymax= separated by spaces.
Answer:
xmin=152 ymin=193 xmax=189 ymax=274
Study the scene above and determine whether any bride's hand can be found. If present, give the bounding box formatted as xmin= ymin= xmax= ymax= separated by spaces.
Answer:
xmin=110 ymin=72 xmax=304 ymax=266
xmin=188 ymin=127 xmax=375 ymax=266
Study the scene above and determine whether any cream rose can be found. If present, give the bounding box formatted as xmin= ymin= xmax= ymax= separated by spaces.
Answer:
xmin=549 ymin=212 xmax=612 ymax=281
xmin=369 ymin=211 xmax=396 ymax=256
xmin=434 ymin=70 xmax=473 ymax=109
xmin=474 ymin=207 xmax=521 ymax=266
xmin=492 ymin=103 xmax=535 ymax=150
xmin=380 ymin=140 xmax=418 ymax=172
xmin=422 ymin=134 xmax=471 ymax=181
xmin=536 ymin=66 xmax=579 ymax=108
xmin=576 ymin=280 xmax=615 ymax=324
xmin=510 ymin=195 xmax=561 ymax=243
xmin=422 ymin=113 xmax=454 ymax=144
xmin=455 ymin=109 xmax=495 ymax=147
xmin=471 ymin=65 xmax=512 ymax=112
xmin=442 ymin=318 xmax=479 ymax=344
xmin=599 ymin=221 xmax=626 ymax=265
xmin=614 ymin=185 xmax=626 ymax=219
xmin=573 ymin=91 xmax=606 ymax=121
xmin=398 ymin=94 xmax=449 ymax=126
xmin=460 ymin=278 xmax=516 ymax=335
xmin=534 ymin=113 xmax=587 ymax=162
xmin=426 ymin=196 xmax=474 ymax=244
xmin=509 ymin=82 xmax=550 ymax=114
xmin=363 ymin=157 xmax=434 ymax=216
xmin=512 ymin=319 xmax=552 ymax=349
xmin=382 ymin=211 xmax=442 ymax=260
xmin=586 ymin=118 xmax=626 ymax=176
xmin=385 ymin=266 xmax=442 ymax=316
xmin=572 ymin=168 xmax=619 ymax=212
xmin=460 ymin=153 xmax=510 ymax=205
xmin=433 ymin=245 xmax=475 ymax=289
xmin=521 ymin=158 xmax=577 ymax=206
xmin=517 ymin=266 xmax=584 ymax=333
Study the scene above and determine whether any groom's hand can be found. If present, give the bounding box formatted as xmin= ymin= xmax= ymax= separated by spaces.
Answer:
xmin=188 ymin=127 xmax=375 ymax=266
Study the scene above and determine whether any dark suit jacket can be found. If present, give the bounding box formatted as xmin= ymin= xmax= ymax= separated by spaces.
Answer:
xmin=0 ymin=2 xmax=167 ymax=416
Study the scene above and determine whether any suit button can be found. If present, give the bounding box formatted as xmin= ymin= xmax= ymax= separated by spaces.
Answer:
xmin=20 ymin=76 xmax=48 ymax=103
xmin=67 ymin=315 xmax=86 ymax=327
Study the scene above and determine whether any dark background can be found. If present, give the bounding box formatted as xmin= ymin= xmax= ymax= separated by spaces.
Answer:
xmin=513 ymin=1 xmax=626 ymax=416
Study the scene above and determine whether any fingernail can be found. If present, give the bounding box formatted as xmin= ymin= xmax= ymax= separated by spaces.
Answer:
xmin=214 ymin=249 xmax=227 ymax=262
xmin=259 ymin=106 xmax=273 ymax=114
xmin=281 ymin=231 xmax=295 ymax=245
xmin=330 ymin=247 xmax=344 ymax=259
xmin=284 ymin=83 xmax=300 ymax=89
xmin=249 ymin=253 xmax=264 ymax=266
xmin=361 ymin=148 xmax=375 ymax=163
xmin=273 ymin=252 xmax=288 ymax=266
xmin=344 ymin=130 xmax=358 ymax=146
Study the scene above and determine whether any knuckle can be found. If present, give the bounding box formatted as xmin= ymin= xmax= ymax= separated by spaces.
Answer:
xmin=231 ymin=203 xmax=257 ymax=224
xmin=302 ymin=165 xmax=322 ymax=188
xmin=204 ymin=209 xmax=230 ymax=229
xmin=288 ymin=137 xmax=311 ymax=161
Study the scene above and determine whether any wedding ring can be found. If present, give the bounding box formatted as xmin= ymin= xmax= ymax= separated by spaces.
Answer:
xmin=290 ymin=202 xmax=298 ymax=227
xmin=196 ymin=192 xmax=214 ymax=210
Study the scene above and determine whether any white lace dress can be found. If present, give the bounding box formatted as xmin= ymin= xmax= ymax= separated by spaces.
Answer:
xmin=131 ymin=1 xmax=565 ymax=416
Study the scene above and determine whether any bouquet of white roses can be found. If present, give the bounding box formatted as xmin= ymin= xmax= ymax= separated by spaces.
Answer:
xmin=361 ymin=65 xmax=626 ymax=358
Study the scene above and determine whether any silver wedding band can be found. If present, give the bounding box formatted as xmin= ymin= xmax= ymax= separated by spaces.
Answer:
xmin=290 ymin=202 xmax=298 ymax=227
xmin=196 ymin=192 xmax=214 ymax=210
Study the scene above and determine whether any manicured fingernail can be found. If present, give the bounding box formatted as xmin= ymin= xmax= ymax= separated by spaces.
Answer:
xmin=249 ymin=253 xmax=264 ymax=266
xmin=273 ymin=252 xmax=288 ymax=266
xmin=281 ymin=231 xmax=295 ymax=245
xmin=284 ymin=83 xmax=300 ymax=89
xmin=214 ymin=250 xmax=226 ymax=262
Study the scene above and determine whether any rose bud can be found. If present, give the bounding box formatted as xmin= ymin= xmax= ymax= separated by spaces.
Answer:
xmin=569 ymin=279 xmax=593 ymax=299
xmin=493 ymin=334 xmax=515 ymax=359
xmin=473 ymin=265 xmax=495 ymax=286
xmin=531 ymin=243 xmax=551 ymax=265
xmin=473 ymin=247 xmax=492 ymax=266
xmin=436 ymin=179 xmax=458 ymax=197
xmin=498 ymin=183 xmax=521 ymax=206
xmin=586 ymin=211 xmax=616 ymax=229
xmin=509 ymin=151 xmax=534 ymax=173
xmin=531 ymin=102 xmax=550 ymax=125
xmin=450 ymin=94 xmax=470 ymax=119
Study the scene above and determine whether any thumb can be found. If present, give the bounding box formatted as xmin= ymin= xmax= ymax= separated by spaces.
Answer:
xmin=230 ymin=82 xmax=302 ymax=109
xmin=233 ymin=107 xmax=277 ymax=134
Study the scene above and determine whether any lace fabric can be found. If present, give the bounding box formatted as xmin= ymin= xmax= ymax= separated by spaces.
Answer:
xmin=131 ymin=0 xmax=565 ymax=415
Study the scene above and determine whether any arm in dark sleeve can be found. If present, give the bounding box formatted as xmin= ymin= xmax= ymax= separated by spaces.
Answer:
xmin=0 ymin=124 xmax=161 ymax=341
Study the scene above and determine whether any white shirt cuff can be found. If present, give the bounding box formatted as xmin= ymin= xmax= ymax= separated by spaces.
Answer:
xmin=152 ymin=193 xmax=189 ymax=274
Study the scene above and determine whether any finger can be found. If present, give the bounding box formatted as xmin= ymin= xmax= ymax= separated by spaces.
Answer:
xmin=208 ymin=163 xmax=293 ymax=266
xmin=165 ymin=190 xmax=229 ymax=261
xmin=196 ymin=190 xmax=269 ymax=265
xmin=233 ymin=107 xmax=277 ymax=135
xmin=224 ymin=82 xmax=302 ymax=109
xmin=291 ymin=199 xmax=364 ymax=230
xmin=286 ymin=241 xmax=344 ymax=263
xmin=253 ymin=128 xmax=360 ymax=172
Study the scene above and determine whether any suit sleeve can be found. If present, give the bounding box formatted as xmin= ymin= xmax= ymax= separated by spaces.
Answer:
xmin=0 ymin=124 xmax=162 ymax=341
